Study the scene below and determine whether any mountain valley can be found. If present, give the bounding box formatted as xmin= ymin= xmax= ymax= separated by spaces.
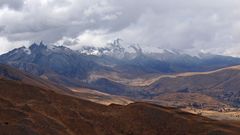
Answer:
xmin=1 ymin=76 xmax=240 ymax=135
xmin=1 ymin=43 xmax=240 ymax=134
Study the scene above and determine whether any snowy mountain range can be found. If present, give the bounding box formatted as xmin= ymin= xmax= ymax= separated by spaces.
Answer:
xmin=1 ymin=42 xmax=240 ymax=86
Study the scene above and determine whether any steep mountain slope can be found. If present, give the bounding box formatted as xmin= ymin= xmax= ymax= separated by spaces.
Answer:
xmin=0 ymin=43 xmax=104 ymax=86
xmin=0 ymin=64 xmax=132 ymax=105
xmin=1 ymin=78 xmax=240 ymax=135
xmin=0 ymin=64 xmax=70 ymax=94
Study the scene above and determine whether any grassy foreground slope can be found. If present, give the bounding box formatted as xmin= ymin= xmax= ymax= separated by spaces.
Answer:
xmin=0 ymin=78 xmax=240 ymax=135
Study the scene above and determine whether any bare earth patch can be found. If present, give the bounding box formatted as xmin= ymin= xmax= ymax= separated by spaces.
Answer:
xmin=182 ymin=108 xmax=240 ymax=121
xmin=70 ymin=87 xmax=133 ymax=105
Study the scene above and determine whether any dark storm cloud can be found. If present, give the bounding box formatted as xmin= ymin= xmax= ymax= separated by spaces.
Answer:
xmin=0 ymin=0 xmax=240 ymax=56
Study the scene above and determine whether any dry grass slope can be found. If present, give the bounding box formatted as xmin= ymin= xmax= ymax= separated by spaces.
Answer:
xmin=0 ymin=78 xmax=240 ymax=135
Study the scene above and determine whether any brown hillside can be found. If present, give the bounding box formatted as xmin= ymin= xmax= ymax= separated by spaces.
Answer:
xmin=146 ymin=65 xmax=240 ymax=107
xmin=0 ymin=64 xmax=132 ymax=105
xmin=0 ymin=78 xmax=240 ymax=135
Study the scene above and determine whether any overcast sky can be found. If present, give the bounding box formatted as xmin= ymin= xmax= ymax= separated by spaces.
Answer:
xmin=0 ymin=0 xmax=240 ymax=56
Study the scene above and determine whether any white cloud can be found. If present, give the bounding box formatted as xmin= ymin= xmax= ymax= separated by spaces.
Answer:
xmin=0 ymin=37 xmax=30 ymax=54
xmin=56 ymin=29 xmax=116 ymax=50
xmin=0 ymin=0 xmax=240 ymax=56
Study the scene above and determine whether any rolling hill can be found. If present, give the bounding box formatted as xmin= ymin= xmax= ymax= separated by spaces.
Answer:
xmin=145 ymin=65 xmax=240 ymax=108
xmin=87 ymin=65 xmax=240 ymax=109
xmin=1 ymin=77 xmax=240 ymax=135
